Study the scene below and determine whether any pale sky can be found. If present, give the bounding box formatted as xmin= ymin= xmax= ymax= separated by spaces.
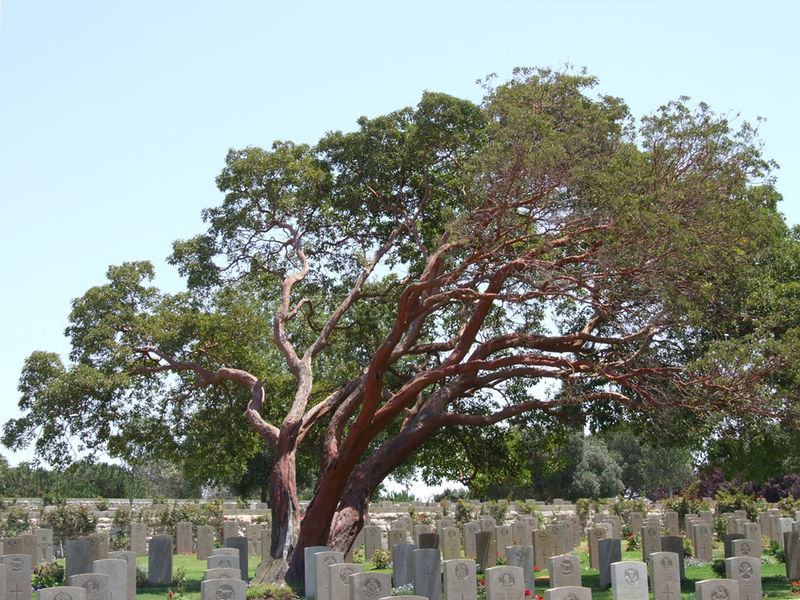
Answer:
xmin=1 ymin=0 xmax=798 ymax=473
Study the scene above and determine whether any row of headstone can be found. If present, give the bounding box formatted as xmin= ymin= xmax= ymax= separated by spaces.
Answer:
xmin=0 ymin=529 xmax=54 ymax=565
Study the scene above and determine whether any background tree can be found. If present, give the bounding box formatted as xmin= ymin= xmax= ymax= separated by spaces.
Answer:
xmin=4 ymin=68 xmax=794 ymax=586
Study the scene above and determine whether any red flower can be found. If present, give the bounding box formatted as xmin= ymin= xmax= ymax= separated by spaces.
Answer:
xmin=534 ymin=566 xmax=540 ymax=571
xmin=525 ymin=591 xmax=532 ymax=597
xmin=168 ymin=593 xmax=173 ymax=599
xmin=537 ymin=596 xmax=545 ymax=599
xmin=481 ymin=580 xmax=486 ymax=586
xmin=627 ymin=532 xmax=633 ymax=537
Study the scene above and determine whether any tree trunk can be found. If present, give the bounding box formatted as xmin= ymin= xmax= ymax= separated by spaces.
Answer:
xmin=269 ymin=449 xmax=300 ymax=561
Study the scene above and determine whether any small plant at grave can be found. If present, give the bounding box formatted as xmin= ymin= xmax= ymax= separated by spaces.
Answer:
xmin=246 ymin=584 xmax=300 ymax=600
xmin=95 ymin=497 xmax=110 ymax=511
xmin=0 ymin=506 xmax=30 ymax=537
xmin=110 ymin=533 xmax=131 ymax=551
xmin=391 ymin=583 xmax=416 ymax=596
xmin=167 ymin=566 xmax=187 ymax=600
xmin=711 ymin=558 xmax=726 ymax=578
xmin=495 ymin=553 xmax=507 ymax=566
xmin=682 ymin=536 xmax=694 ymax=559
xmin=236 ymin=497 xmax=250 ymax=509
xmin=371 ymin=549 xmax=391 ymax=569
xmin=713 ymin=516 xmax=727 ymax=541
xmin=791 ymin=581 xmax=800 ymax=595
xmin=32 ymin=560 xmax=65 ymax=589
xmin=455 ymin=499 xmax=476 ymax=525
xmin=253 ymin=513 xmax=270 ymax=524
xmin=352 ymin=544 xmax=365 ymax=564
xmin=136 ymin=566 xmax=148 ymax=586
xmin=478 ymin=577 xmax=486 ymax=600
xmin=113 ymin=506 xmax=133 ymax=529
xmin=624 ymin=530 xmax=641 ymax=551
xmin=768 ymin=538 xmax=786 ymax=563
xmin=778 ymin=495 xmax=800 ymax=517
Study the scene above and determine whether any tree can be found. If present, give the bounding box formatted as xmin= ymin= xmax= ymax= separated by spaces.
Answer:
xmin=3 ymin=68 xmax=794 ymax=586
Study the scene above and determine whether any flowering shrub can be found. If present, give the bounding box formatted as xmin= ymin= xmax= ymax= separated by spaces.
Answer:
xmin=371 ymin=549 xmax=391 ymax=570
xmin=32 ymin=561 xmax=64 ymax=590
xmin=791 ymin=581 xmax=800 ymax=595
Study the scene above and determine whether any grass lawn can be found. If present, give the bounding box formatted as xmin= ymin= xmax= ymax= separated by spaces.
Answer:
xmin=32 ymin=541 xmax=798 ymax=600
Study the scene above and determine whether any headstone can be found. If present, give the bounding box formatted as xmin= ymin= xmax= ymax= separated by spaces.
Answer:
xmin=485 ymin=565 xmax=525 ymax=600
xmin=548 ymin=523 xmax=565 ymax=556
xmin=610 ymin=560 xmax=648 ymax=600
xmin=480 ymin=518 xmax=496 ymax=532
xmin=2 ymin=554 xmax=32 ymax=600
xmin=725 ymin=557 xmax=761 ymax=600
xmin=92 ymin=559 xmax=127 ymax=600
xmin=364 ymin=526 xmax=383 ymax=561
xmin=442 ymin=527 xmax=461 ymax=560
xmin=129 ymin=523 xmax=146 ymax=556
xmin=349 ymin=571 xmax=391 ymax=600
xmin=731 ymin=539 xmax=760 ymax=558
xmin=463 ymin=523 xmax=479 ymax=560
xmin=693 ymin=523 xmax=713 ymax=562
xmin=695 ymin=579 xmax=740 ymax=600
xmin=200 ymin=578 xmax=246 ymax=600
xmin=34 ymin=529 xmax=53 ymax=564
xmin=742 ymin=522 xmax=761 ymax=543
xmin=224 ymin=537 xmax=248 ymax=582
xmin=203 ymin=568 xmax=241 ymax=580
xmin=303 ymin=545 xmax=330 ymax=599
xmin=549 ymin=554 xmax=581 ymax=588
xmin=663 ymin=512 xmax=679 ymax=535
xmin=606 ymin=515 xmax=623 ymax=539
xmin=210 ymin=548 xmax=239 ymax=556
xmin=345 ymin=530 xmax=363 ymax=563
xmin=532 ymin=529 xmax=553 ymax=570
xmin=388 ymin=529 xmax=407 ymax=551
xmin=207 ymin=555 xmax=240 ymax=570
xmin=17 ymin=534 xmax=36 ymax=566
xmin=629 ymin=513 xmax=643 ymax=534
xmin=314 ymin=550 xmax=344 ymax=600
xmin=786 ymin=531 xmax=800 ymax=581
xmin=443 ymin=558 xmax=477 ymax=600
xmin=495 ymin=525 xmax=513 ymax=558
xmin=419 ymin=533 xmax=440 ymax=550
xmin=38 ymin=586 xmax=88 ymax=600
xmin=724 ymin=534 xmax=745 ymax=559
xmin=598 ymin=538 xmax=622 ymax=589
xmin=245 ymin=524 xmax=262 ymax=557
xmin=68 ymin=573 xmax=110 ymax=600
xmin=0 ymin=564 xmax=4 ymax=600
xmin=475 ymin=531 xmax=496 ymax=571
xmin=413 ymin=548 xmax=442 ymax=600
xmin=175 ymin=522 xmax=193 ymax=555
xmin=260 ymin=526 xmax=272 ymax=563
xmin=147 ymin=536 xmax=173 ymax=584
xmin=505 ymin=546 xmax=534 ymax=593
xmin=391 ymin=543 xmax=417 ymax=587
xmin=414 ymin=524 xmax=434 ymax=547
xmin=197 ymin=525 xmax=215 ymax=560
xmin=780 ymin=518 xmax=795 ymax=547
xmin=648 ymin=552 xmax=680 ymax=600
xmin=596 ymin=522 xmax=614 ymax=540
xmin=545 ymin=586 xmax=592 ymax=600
xmin=222 ymin=521 xmax=239 ymax=541
xmin=588 ymin=527 xmax=607 ymax=570
xmin=511 ymin=522 xmax=531 ymax=547
xmin=328 ymin=563 xmax=362 ymax=600
xmin=88 ymin=534 xmax=109 ymax=563
xmin=66 ymin=539 xmax=92 ymax=580
xmin=660 ymin=537 xmax=685 ymax=581
xmin=108 ymin=551 xmax=137 ymax=600
xmin=700 ymin=511 xmax=714 ymax=527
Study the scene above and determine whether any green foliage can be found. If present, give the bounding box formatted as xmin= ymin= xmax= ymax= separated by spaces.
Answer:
xmin=714 ymin=488 xmax=763 ymax=521
xmin=625 ymin=532 xmax=641 ymax=551
xmin=40 ymin=505 xmax=98 ymax=542
xmin=610 ymin=497 xmax=648 ymax=522
xmin=575 ymin=498 xmax=608 ymax=529
xmin=683 ymin=536 xmax=694 ymax=559
xmin=110 ymin=534 xmax=130 ymax=551
xmin=483 ymin=500 xmax=508 ymax=524
xmin=0 ymin=506 xmax=30 ymax=537
xmin=370 ymin=549 xmax=391 ymax=569
xmin=455 ymin=499 xmax=477 ymax=525
xmin=32 ymin=560 xmax=65 ymax=590
xmin=711 ymin=558 xmax=727 ymax=577
xmin=95 ymin=497 xmax=110 ymax=511
xmin=246 ymin=585 xmax=300 ymax=600
xmin=662 ymin=488 xmax=710 ymax=530
xmin=769 ymin=538 xmax=785 ymax=563
xmin=113 ymin=506 xmax=133 ymax=529
xmin=777 ymin=496 xmax=800 ymax=516
xmin=713 ymin=516 xmax=727 ymax=541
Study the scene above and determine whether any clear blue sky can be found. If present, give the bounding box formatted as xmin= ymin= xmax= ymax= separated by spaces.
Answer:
xmin=1 ymin=0 xmax=797 ymax=468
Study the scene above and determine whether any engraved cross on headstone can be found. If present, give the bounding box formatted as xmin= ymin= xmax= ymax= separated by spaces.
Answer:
xmin=9 ymin=583 xmax=28 ymax=600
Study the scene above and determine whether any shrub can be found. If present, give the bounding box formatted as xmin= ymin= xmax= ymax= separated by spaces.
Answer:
xmin=713 ymin=516 xmax=727 ymax=542
xmin=661 ymin=494 xmax=710 ymax=530
xmin=95 ymin=497 xmax=110 ymax=511
xmin=485 ymin=500 xmax=508 ymax=524
xmin=32 ymin=560 xmax=65 ymax=589
xmin=110 ymin=534 xmax=130 ymax=551
xmin=41 ymin=505 xmax=98 ymax=542
xmin=371 ymin=549 xmax=391 ymax=569
xmin=246 ymin=584 xmax=299 ymax=600
xmin=778 ymin=496 xmax=800 ymax=517
xmin=711 ymin=559 xmax=726 ymax=577
xmin=113 ymin=507 xmax=133 ymax=529
xmin=0 ymin=506 xmax=30 ymax=537
xmin=610 ymin=497 xmax=648 ymax=522
xmin=715 ymin=488 xmax=762 ymax=521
